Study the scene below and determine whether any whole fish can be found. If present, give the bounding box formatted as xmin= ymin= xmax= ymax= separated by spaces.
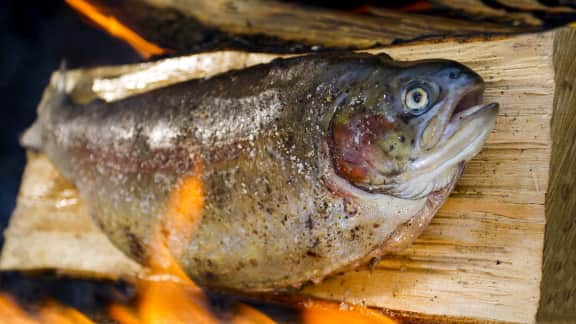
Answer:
xmin=23 ymin=52 xmax=498 ymax=292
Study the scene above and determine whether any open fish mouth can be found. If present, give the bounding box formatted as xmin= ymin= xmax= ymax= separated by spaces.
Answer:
xmin=412 ymin=87 xmax=498 ymax=176
xmin=442 ymin=86 xmax=498 ymax=140
xmin=387 ymin=88 xmax=499 ymax=199
xmin=453 ymin=86 xmax=485 ymax=116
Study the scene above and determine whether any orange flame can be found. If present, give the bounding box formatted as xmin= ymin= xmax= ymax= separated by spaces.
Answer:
xmin=231 ymin=304 xmax=276 ymax=324
xmin=0 ymin=293 xmax=94 ymax=324
xmin=65 ymin=0 xmax=168 ymax=59
xmin=0 ymin=160 xmax=395 ymax=324
xmin=110 ymin=160 xmax=220 ymax=324
xmin=301 ymin=300 xmax=398 ymax=324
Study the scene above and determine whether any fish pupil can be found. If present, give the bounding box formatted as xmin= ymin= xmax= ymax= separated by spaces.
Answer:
xmin=412 ymin=92 xmax=422 ymax=103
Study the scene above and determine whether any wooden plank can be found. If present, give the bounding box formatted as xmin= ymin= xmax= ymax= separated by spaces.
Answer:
xmin=1 ymin=152 xmax=144 ymax=279
xmin=536 ymin=28 xmax=576 ymax=322
xmin=3 ymin=29 xmax=576 ymax=322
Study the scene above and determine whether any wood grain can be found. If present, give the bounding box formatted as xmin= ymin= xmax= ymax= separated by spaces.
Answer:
xmin=537 ymin=28 xmax=576 ymax=322
xmin=430 ymin=0 xmax=542 ymax=26
xmin=108 ymin=0 xmax=527 ymax=53
xmin=2 ymin=28 xmax=575 ymax=322
xmin=495 ymin=0 xmax=576 ymax=13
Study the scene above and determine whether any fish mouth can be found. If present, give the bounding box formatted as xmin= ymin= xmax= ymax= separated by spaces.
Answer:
xmin=410 ymin=87 xmax=498 ymax=175
xmin=453 ymin=86 xmax=484 ymax=116
xmin=388 ymin=88 xmax=498 ymax=199
xmin=442 ymin=85 xmax=498 ymax=139
xmin=410 ymin=90 xmax=499 ymax=167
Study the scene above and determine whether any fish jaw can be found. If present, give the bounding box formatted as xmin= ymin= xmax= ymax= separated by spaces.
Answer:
xmin=394 ymin=102 xmax=498 ymax=199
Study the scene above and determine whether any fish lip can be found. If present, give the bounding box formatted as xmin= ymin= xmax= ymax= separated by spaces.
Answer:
xmin=442 ymin=102 xmax=499 ymax=140
xmin=409 ymin=100 xmax=498 ymax=168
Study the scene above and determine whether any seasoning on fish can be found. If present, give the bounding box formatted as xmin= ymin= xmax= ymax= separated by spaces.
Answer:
xmin=22 ymin=52 xmax=498 ymax=292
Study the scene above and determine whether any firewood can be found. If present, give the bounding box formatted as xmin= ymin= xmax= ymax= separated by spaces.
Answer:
xmin=95 ymin=0 xmax=531 ymax=54
xmin=495 ymin=0 xmax=576 ymax=13
xmin=2 ymin=28 xmax=576 ymax=323
xmin=430 ymin=0 xmax=543 ymax=26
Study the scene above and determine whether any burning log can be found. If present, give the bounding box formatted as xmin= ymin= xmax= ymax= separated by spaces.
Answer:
xmin=66 ymin=0 xmax=548 ymax=55
xmin=2 ymin=26 xmax=575 ymax=323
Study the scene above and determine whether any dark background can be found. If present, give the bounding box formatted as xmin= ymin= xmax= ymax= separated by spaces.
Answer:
xmin=0 ymin=0 xmax=141 ymax=247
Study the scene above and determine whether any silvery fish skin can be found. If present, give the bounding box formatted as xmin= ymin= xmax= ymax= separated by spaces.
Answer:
xmin=26 ymin=53 xmax=498 ymax=292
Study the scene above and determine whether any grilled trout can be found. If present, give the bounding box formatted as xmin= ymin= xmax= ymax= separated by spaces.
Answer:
xmin=23 ymin=52 xmax=498 ymax=292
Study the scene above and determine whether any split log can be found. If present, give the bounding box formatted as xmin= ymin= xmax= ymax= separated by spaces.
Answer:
xmin=2 ymin=28 xmax=576 ymax=323
xmin=89 ymin=0 xmax=536 ymax=54
xmin=432 ymin=0 xmax=576 ymax=26
xmin=495 ymin=0 xmax=576 ymax=13
xmin=430 ymin=0 xmax=544 ymax=26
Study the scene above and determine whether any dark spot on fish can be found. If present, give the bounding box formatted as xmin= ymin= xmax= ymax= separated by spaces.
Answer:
xmin=92 ymin=213 xmax=106 ymax=230
xmin=204 ymin=271 xmax=217 ymax=281
xmin=265 ymin=183 xmax=272 ymax=194
xmin=389 ymin=144 xmax=395 ymax=151
xmin=373 ymin=223 xmax=380 ymax=228
xmin=350 ymin=225 xmax=361 ymax=241
xmin=398 ymin=135 xmax=405 ymax=143
xmin=249 ymin=259 xmax=258 ymax=266
xmin=124 ymin=229 xmax=145 ymax=262
xmin=410 ymin=139 xmax=415 ymax=146
xmin=286 ymin=133 xmax=294 ymax=148
xmin=496 ymin=260 xmax=501 ymax=265
xmin=306 ymin=251 xmax=320 ymax=257
xmin=343 ymin=198 xmax=357 ymax=216
xmin=306 ymin=215 xmax=314 ymax=231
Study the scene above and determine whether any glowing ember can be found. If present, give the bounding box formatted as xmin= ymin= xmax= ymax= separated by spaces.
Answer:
xmin=65 ymin=0 xmax=168 ymax=59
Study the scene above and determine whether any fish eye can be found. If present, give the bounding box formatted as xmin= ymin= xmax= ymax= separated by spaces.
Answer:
xmin=403 ymin=84 xmax=432 ymax=116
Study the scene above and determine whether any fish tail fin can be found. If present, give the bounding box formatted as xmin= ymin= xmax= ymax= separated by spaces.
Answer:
xmin=20 ymin=60 xmax=69 ymax=150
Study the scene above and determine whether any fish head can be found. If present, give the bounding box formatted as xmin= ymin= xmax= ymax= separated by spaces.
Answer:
xmin=328 ymin=57 xmax=499 ymax=199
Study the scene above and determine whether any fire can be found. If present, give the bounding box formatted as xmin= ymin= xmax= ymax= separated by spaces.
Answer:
xmin=110 ymin=162 xmax=220 ymax=324
xmin=147 ymin=170 xmax=205 ymax=280
xmin=0 ymin=293 xmax=93 ymax=324
xmin=65 ymin=0 xmax=168 ymax=59
xmin=0 ymin=158 xmax=396 ymax=324
xmin=105 ymin=160 xmax=396 ymax=324
xmin=301 ymin=300 xmax=398 ymax=324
